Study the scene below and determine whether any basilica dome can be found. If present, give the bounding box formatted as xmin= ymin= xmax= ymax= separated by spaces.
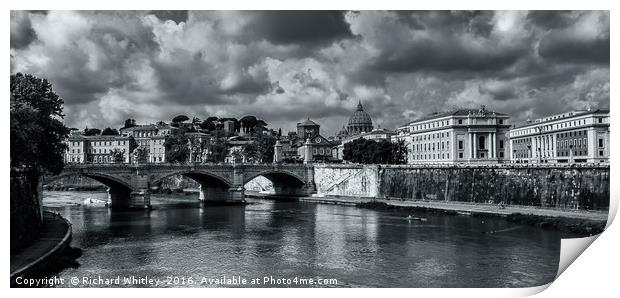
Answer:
xmin=346 ymin=101 xmax=373 ymax=135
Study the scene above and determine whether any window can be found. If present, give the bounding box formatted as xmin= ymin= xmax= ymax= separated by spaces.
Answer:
xmin=599 ymin=139 xmax=604 ymax=148
xmin=458 ymin=140 xmax=463 ymax=150
xmin=458 ymin=119 xmax=463 ymax=124
xmin=459 ymin=152 xmax=463 ymax=158
xmin=499 ymin=119 xmax=503 ymax=124
xmin=599 ymin=150 xmax=604 ymax=156
xmin=499 ymin=140 xmax=504 ymax=149
xmin=599 ymin=118 xmax=603 ymax=123
xmin=478 ymin=136 xmax=486 ymax=150
xmin=499 ymin=152 xmax=504 ymax=158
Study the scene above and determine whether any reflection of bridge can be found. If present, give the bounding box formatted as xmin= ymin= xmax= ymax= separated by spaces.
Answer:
xmin=44 ymin=163 xmax=316 ymax=209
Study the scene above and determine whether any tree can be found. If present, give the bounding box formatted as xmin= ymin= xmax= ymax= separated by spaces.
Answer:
xmin=256 ymin=133 xmax=276 ymax=163
xmin=199 ymin=119 xmax=216 ymax=131
xmin=83 ymin=127 xmax=101 ymax=136
xmin=123 ymin=118 xmax=137 ymax=129
xmin=164 ymin=132 xmax=190 ymax=163
xmin=10 ymin=73 xmax=70 ymax=175
xmin=101 ymin=127 xmax=119 ymax=135
xmin=242 ymin=142 xmax=260 ymax=163
xmin=205 ymin=116 xmax=219 ymax=123
xmin=131 ymin=146 xmax=149 ymax=164
xmin=240 ymin=115 xmax=258 ymax=133
xmin=343 ymin=138 xmax=408 ymax=165
xmin=172 ymin=115 xmax=189 ymax=123
xmin=109 ymin=148 xmax=125 ymax=163
xmin=390 ymin=139 xmax=408 ymax=164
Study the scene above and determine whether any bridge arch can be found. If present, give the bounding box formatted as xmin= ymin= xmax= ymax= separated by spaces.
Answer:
xmin=243 ymin=170 xmax=305 ymax=186
xmin=244 ymin=170 xmax=308 ymax=197
xmin=151 ymin=170 xmax=232 ymax=188
xmin=44 ymin=172 xmax=133 ymax=191
xmin=44 ymin=171 xmax=134 ymax=208
xmin=151 ymin=170 xmax=236 ymax=203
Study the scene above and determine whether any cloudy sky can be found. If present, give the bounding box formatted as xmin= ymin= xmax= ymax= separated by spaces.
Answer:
xmin=10 ymin=10 xmax=609 ymax=135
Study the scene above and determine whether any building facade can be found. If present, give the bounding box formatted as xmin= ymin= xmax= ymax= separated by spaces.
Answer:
xmin=64 ymin=132 xmax=134 ymax=164
xmin=394 ymin=106 xmax=511 ymax=164
xmin=509 ymin=109 xmax=610 ymax=164
xmin=284 ymin=118 xmax=336 ymax=162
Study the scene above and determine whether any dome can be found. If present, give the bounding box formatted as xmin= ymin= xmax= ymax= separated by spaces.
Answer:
xmin=347 ymin=101 xmax=373 ymax=129
xmin=298 ymin=118 xmax=320 ymax=127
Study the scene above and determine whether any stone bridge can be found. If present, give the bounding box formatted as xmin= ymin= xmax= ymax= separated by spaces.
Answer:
xmin=44 ymin=163 xmax=316 ymax=209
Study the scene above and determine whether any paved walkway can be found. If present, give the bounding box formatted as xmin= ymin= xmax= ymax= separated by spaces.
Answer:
xmin=10 ymin=212 xmax=71 ymax=277
xmin=301 ymin=196 xmax=609 ymax=222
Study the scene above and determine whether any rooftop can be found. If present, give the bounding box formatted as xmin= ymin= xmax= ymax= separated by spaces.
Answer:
xmin=297 ymin=118 xmax=320 ymax=127
xmin=404 ymin=106 xmax=508 ymax=126
xmin=513 ymin=108 xmax=610 ymax=129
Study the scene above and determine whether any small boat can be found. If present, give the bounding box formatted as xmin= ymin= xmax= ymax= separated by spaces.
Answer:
xmin=406 ymin=215 xmax=427 ymax=222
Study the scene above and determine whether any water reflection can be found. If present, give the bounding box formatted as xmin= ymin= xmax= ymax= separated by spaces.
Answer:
xmin=43 ymin=191 xmax=563 ymax=288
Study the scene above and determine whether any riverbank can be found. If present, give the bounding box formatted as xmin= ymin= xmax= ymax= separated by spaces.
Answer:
xmin=10 ymin=211 xmax=80 ymax=287
xmin=248 ymin=193 xmax=608 ymax=236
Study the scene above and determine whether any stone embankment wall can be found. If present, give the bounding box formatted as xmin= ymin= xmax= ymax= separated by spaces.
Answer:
xmin=314 ymin=164 xmax=610 ymax=210
xmin=314 ymin=165 xmax=380 ymax=197
xmin=11 ymin=169 xmax=43 ymax=252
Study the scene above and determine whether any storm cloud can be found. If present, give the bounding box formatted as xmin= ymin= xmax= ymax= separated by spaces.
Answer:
xmin=10 ymin=10 xmax=609 ymax=135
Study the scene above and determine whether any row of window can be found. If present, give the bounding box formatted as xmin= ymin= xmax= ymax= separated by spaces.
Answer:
xmin=90 ymin=140 xmax=128 ymax=146
xmin=411 ymin=153 xmax=451 ymax=160
xmin=403 ymin=118 xmax=505 ymax=134
xmin=134 ymin=131 xmax=157 ymax=138
xmin=454 ymin=139 xmax=505 ymax=150
xmin=559 ymin=130 xmax=587 ymax=138
xmin=558 ymin=138 xmax=588 ymax=149
xmin=512 ymin=118 xmax=604 ymax=137
xmin=313 ymin=148 xmax=331 ymax=155
xmin=412 ymin=131 xmax=451 ymax=141
xmin=412 ymin=141 xmax=451 ymax=152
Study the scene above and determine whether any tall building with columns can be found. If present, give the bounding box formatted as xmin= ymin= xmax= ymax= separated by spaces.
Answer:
xmin=393 ymin=106 xmax=511 ymax=164
xmin=509 ymin=108 xmax=610 ymax=164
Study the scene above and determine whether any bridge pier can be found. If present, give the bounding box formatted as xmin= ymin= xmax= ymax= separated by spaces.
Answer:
xmin=195 ymin=165 xmax=246 ymax=205
xmin=106 ymin=187 xmax=151 ymax=210
xmin=129 ymin=189 xmax=152 ymax=209
xmin=106 ymin=173 xmax=152 ymax=210
xmin=198 ymin=185 xmax=245 ymax=205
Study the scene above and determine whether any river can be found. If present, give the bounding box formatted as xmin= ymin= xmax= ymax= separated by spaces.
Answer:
xmin=43 ymin=191 xmax=568 ymax=288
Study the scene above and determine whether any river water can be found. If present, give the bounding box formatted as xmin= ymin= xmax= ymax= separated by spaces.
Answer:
xmin=43 ymin=191 xmax=568 ymax=288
